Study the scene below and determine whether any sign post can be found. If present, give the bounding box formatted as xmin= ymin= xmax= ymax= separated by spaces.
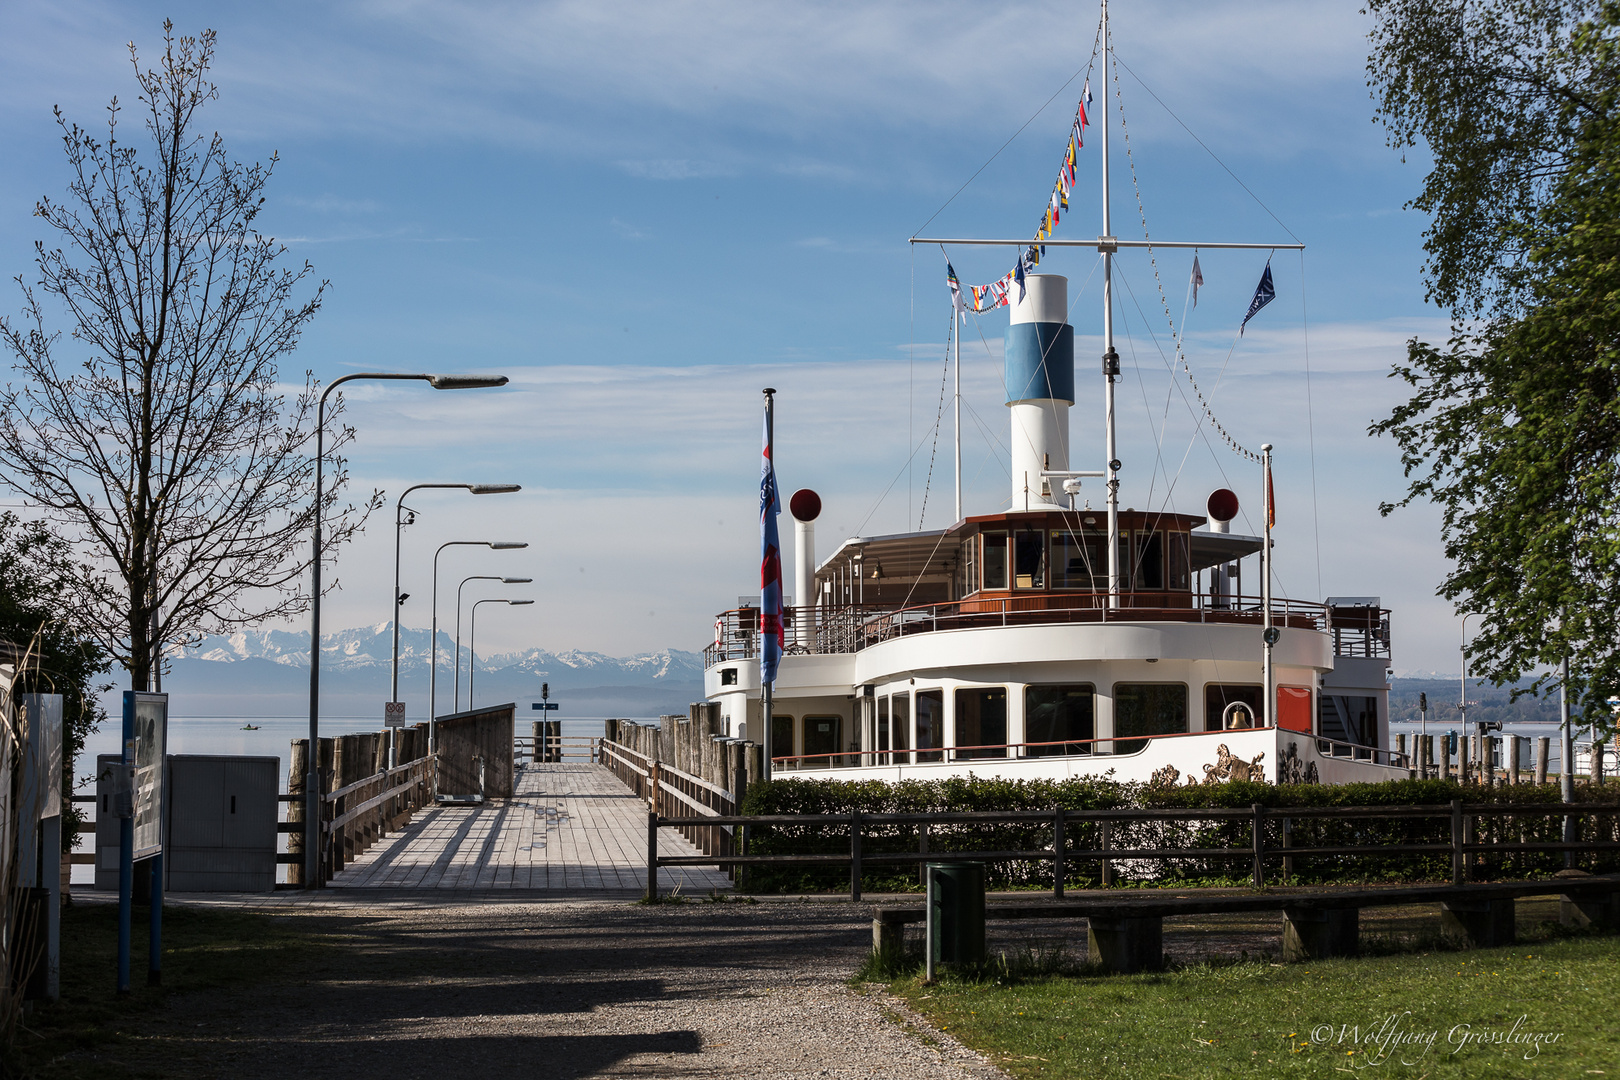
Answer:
xmin=384 ymin=701 xmax=407 ymax=729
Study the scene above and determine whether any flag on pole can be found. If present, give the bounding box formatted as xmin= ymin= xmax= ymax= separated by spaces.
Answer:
xmin=946 ymin=260 xmax=966 ymax=323
xmin=1265 ymin=457 xmax=1276 ymax=528
xmin=1240 ymin=261 xmax=1275 ymax=336
xmin=1190 ymin=255 xmax=1204 ymax=308
xmin=760 ymin=406 xmax=784 ymax=684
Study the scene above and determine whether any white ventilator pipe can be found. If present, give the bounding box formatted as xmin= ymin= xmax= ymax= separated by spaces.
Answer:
xmin=790 ymin=489 xmax=821 ymax=650
xmin=1006 ymin=274 xmax=1074 ymax=510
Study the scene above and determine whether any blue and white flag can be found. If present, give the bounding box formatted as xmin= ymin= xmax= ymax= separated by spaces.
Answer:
xmin=759 ymin=407 xmax=784 ymax=684
xmin=1240 ymin=261 xmax=1275 ymax=336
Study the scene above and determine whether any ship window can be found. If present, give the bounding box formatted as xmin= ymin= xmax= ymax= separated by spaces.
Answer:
xmin=1205 ymin=684 xmax=1263 ymax=732
xmin=1114 ymin=683 xmax=1187 ymax=753
xmin=803 ymin=715 xmax=842 ymax=768
xmin=954 ymin=687 xmax=1008 ymax=759
xmin=960 ymin=540 xmax=976 ymax=598
xmin=1025 ymin=685 xmax=1095 ymax=756
xmin=720 ymin=667 xmax=738 ymax=686
xmin=1051 ymin=530 xmax=1105 ymax=590
xmin=877 ymin=696 xmax=890 ymax=754
xmin=771 ymin=713 xmax=794 ymax=763
xmin=1166 ymin=531 xmax=1190 ymax=590
xmin=891 ymin=692 xmax=910 ymax=756
xmin=1134 ymin=531 xmax=1165 ymax=590
xmin=981 ymin=532 xmax=1008 ymax=590
xmin=916 ymin=690 xmax=944 ymax=762
xmin=1014 ymin=530 xmax=1046 ymax=589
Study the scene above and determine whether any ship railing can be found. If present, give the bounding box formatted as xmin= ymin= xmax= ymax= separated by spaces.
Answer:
xmin=770 ymin=727 xmax=1411 ymax=772
xmin=702 ymin=592 xmax=1384 ymax=666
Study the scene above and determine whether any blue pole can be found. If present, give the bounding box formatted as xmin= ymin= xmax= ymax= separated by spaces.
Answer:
xmin=117 ymin=691 xmax=133 ymax=994
xmin=148 ymin=851 xmax=163 ymax=985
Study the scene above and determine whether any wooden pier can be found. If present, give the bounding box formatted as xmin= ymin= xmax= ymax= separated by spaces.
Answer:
xmin=328 ymin=761 xmax=734 ymax=894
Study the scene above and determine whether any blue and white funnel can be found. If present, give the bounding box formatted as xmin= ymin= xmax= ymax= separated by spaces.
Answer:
xmin=1005 ymin=274 xmax=1074 ymax=509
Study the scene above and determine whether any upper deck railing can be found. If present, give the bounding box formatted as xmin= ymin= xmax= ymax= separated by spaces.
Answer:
xmin=704 ymin=593 xmax=1390 ymax=667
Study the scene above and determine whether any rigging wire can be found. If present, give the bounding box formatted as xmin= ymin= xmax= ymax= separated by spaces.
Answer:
xmin=917 ymin=311 xmax=955 ymax=529
xmin=911 ymin=13 xmax=1105 ymax=239
xmin=1299 ymin=249 xmax=1324 ymax=598
xmin=1109 ymin=49 xmax=1303 ymax=246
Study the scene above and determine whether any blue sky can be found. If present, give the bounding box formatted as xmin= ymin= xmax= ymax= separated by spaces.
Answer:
xmin=1 ymin=1 xmax=1468 ymax=676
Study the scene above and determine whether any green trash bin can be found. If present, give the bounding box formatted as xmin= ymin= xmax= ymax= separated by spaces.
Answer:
xmin=927 ymin=861 xmax=986 ymax=970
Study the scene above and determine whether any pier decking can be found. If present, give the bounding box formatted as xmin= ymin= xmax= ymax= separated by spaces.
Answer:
xmin=329 ymin=762 xmax=732 ymax=894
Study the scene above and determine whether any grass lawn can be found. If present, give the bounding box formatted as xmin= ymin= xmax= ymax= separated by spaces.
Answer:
xmin=880 ymin=933 xmax=1620 ymax=1078
xmin=3 ymin=900 xmax=329 ymax=1079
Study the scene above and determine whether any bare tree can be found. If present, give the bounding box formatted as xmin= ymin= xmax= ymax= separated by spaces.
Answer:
xmin=0 ymin=24 xmax=377 ymax=691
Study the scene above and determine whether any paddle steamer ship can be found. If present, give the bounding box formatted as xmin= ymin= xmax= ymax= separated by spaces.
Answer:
xmin=699 ymin=4 xmax=1407 ymax=787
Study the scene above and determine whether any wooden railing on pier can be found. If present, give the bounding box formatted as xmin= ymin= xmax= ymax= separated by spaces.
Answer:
xmin=601 ymin=739 xmax=738 ymax=867
xmin=642 ymin=800 xmax=1620 ymax=901
xmin=318 ymin=754 xmax=437 ymax=881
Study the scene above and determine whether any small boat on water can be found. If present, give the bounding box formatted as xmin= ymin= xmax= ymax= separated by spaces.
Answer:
xmin=240 ymin=724 xmax=260 ymax=731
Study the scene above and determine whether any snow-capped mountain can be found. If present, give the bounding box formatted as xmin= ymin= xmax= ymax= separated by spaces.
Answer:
xmin=176 ymin=624 xmax=705 ymax=686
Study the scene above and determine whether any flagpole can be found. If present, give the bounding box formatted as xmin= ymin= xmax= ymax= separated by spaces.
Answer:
xmin=762 ymin=387 xmax=776 ymax=784
xmin=1262 ymin=443 xmax=1275 ymax=727
xmin=1100 ymin=0 xmax=1121 ymax=608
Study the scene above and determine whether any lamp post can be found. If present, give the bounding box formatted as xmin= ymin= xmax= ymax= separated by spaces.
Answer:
xmin=430 ymin=542 xmax=527 ymax=738
xmin=469 ymin=598 xmax=535 ymax=709
xmin=391 ymin=483 xmax=520 ymax=765
xmin=456 ymin=574 xmax=533 ymax=711
xmin=307 ymin=371 xmax=508 ymax=889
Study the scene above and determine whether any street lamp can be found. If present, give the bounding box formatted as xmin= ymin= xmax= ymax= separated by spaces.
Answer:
xmin=307 ymin=371 xmax=508 ymax=889
xmin=388 ymin=485 xmax=515 ymax=705
xmin=456 ymin=575 xmax=533 ymax=712
xmin=469 ymin=598 xmax=535 ymax=709
xmin=430 ymin=542 xmax=527 ymax=738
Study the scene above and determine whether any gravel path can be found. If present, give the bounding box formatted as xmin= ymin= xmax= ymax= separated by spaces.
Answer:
xmin=82 ymin=896 xmax=1006 ymax=1080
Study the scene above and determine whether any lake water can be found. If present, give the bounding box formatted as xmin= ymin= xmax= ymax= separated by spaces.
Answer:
xmin=73 ymin=715 xmax=616 ymax=794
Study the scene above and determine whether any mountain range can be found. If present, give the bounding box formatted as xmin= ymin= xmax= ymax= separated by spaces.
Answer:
xmin=127 ymin=625 xmax=708 ymax=720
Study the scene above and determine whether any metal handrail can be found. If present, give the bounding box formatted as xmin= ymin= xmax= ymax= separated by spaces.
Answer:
xmin=703 ymin=592 xmax=1389 ymax=665
xmin=770 ymin=728 xmax=1411 ymax=771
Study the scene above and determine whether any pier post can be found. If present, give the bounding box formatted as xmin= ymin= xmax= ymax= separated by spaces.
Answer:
xmin=1535 ymin=737 xmax=1550 ymax=785
xmin=1508 ymin=734 xmax=1522 ymax=785
xmin=646 ymin=809 xmax=659 ymax=901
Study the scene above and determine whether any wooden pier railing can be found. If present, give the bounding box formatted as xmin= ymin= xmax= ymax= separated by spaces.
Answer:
xmin=319 ymin=754 xmax=437 ymax=882
xmin=642 ymin=801 xmax=1620 ymax=901
xmin=601 ymin=739 xmax=738 ymax=867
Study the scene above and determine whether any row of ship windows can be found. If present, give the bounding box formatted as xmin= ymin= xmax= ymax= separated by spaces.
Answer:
xmin=772 ymin=682 xmax=1268 ymax=761
xmin=961 ymin=529 xmax=1192 ymax=593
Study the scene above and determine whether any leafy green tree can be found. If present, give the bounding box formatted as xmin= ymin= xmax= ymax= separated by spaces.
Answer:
xmin=1369 ymin=1 xmax=1620 ymax=727
xmin=0 ymin=513 xmax=113 ymax=848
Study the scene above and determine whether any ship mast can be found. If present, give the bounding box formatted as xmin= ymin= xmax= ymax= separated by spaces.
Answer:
xmin=1100 ymin=0 xmax=1120 ymax=603
xmin=910 ymin=0 xmax=1302 ymax=618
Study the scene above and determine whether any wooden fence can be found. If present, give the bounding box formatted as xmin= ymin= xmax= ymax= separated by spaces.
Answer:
xmin=318 ymin=754 xmax=437 ymax=881
xmin=602 ymin=739 xmax=738 ymax=867
xmin=643 ymin=801 xmax=1620 ymax=901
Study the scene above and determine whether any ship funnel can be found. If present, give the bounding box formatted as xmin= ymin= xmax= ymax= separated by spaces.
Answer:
xmin=1006 ymin=275 xmax=1074 ymax=509
xmin=790 ymin=489 xmax=821 ymax=649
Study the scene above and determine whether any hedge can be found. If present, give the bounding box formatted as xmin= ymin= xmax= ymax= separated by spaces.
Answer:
xmin=736 ymin=775 xmax=1620 ymax=893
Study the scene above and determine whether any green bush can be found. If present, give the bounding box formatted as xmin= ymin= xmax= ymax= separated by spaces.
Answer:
xmin=736 ymin=775 xmax=1620 ymax=893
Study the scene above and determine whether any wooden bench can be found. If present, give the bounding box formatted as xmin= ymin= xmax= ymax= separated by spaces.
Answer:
xmin=872 ymin=874 xmax=1620 ymax=973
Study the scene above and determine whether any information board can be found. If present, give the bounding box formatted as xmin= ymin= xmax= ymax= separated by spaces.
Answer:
xmin=125 ymin=692 xmax=168 ymax=861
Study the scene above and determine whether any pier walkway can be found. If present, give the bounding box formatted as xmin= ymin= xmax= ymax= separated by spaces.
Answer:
xmin=328 ymin=762 xmax=732 ymax=894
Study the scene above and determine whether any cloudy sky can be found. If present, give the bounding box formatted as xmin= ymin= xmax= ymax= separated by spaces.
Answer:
xmin=0 ymin=1 xmax=1468 ymax=679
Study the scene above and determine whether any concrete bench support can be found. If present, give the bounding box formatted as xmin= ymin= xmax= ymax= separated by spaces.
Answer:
xmin=873 ymin=911 xmax=909 ymax=955
xmin=1561 ymin=889 xmax=1620 ymax=932
xmin=1087 ymin=915 xmax=1163 ymax=974
xmin=1440 ymin=897 xmax=1515 ymax=948
xmin=1281 ymin=905 xmax=1359 ymax=962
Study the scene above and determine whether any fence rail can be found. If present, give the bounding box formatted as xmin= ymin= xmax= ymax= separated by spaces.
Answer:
xmin=642 ymin=800 xmax=1620 ymax=901
xmin=601 ymin=739 xmax=739 ymax=870
xmin=316 ymin=754 xmax=436 ymax=881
